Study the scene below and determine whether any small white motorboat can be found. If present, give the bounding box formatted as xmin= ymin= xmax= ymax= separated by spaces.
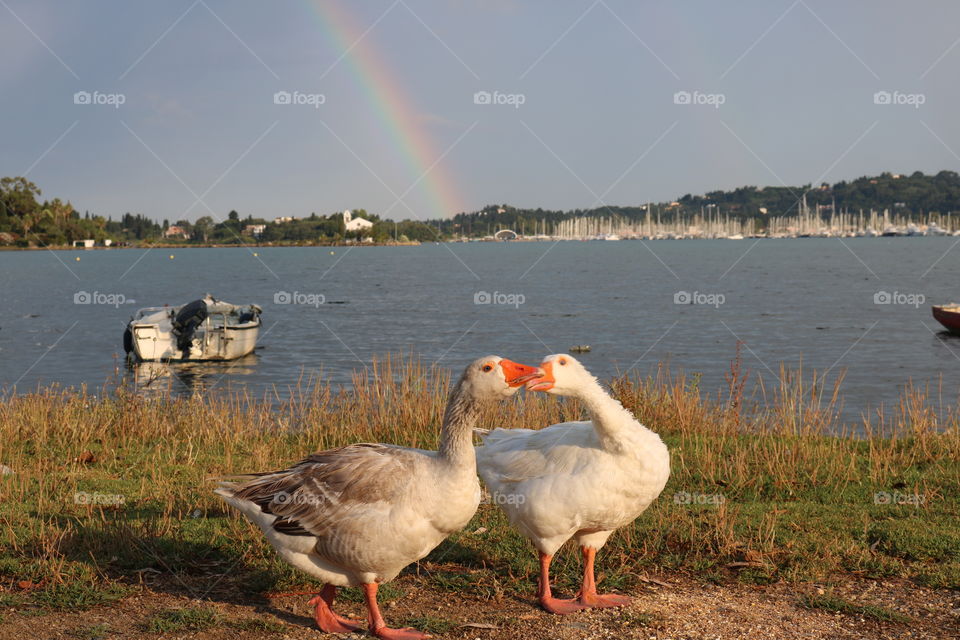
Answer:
xmin=124 ymin=294 xmax=262 ymax=361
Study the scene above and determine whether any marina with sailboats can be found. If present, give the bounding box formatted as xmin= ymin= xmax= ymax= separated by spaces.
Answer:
xmin=515 ymin=194 xmax=960 ymax=241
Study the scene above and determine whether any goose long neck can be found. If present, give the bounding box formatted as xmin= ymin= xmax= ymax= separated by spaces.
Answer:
xmin=437 ymin=378 xmax=484 ymax=465
xmin=575 ymin=375 xmax=636 ymax=450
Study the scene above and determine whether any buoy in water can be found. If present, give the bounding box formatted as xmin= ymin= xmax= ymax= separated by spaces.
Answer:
xmin=169 ymin=255 xmax=174 ymax=259
xmin=570 ymin=345 xmax=591 ymax=353
xmin=75 ymin=257 xmax=80 ymax=261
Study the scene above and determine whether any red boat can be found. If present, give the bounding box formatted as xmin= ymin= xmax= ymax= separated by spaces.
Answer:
xmin=932 ymin=304 xmax=960 ymax=334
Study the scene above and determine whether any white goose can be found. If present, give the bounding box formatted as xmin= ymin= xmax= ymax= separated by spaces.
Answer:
xmin=476 ymin=354 xmax=670 ymax=614
xmin=216 ymin=356 xmax=542 ymax=640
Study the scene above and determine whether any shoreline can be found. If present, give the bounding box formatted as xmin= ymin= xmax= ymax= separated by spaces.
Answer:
xmin=2 ymin=234 xmax=959 ymax=251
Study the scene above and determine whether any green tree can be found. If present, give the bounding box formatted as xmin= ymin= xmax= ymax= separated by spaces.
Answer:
xmin=193 ymin=216 xmax=213 ymax=243
xmin=0 ymin=177 xmax=41 ymax=232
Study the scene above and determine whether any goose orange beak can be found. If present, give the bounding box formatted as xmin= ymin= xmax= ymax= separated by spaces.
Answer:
xmin=525 ymin=361 xmax=554 ymax=392
xmin=500 ymin=359 xmax=543 ymax=387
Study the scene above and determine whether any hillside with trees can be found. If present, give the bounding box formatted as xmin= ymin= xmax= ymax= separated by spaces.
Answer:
xmin=3 ymin=170 xmax=960 ymax=246
xmin=0 ymin=177 xmax=160 ymax=247
xmin=438 ymin=170 xmax=960 ymax=236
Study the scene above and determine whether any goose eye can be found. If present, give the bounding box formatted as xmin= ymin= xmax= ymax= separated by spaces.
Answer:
xmin=559 ymin=358 xmax=567 ymax=365
xmin=482 ymin=364 xmax=493 ymax=372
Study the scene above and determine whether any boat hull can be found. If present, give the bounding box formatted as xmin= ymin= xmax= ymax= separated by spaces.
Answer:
xmin=131 ymin=322 xmax=260 ymax=361
xmin=126 ymin=296 xmax=262 ymax=361
xmin=932 ymin=305 xmax=960 ymax=334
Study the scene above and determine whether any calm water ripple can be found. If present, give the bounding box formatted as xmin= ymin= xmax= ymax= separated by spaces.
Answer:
xmin=2 ymin=239 xmax=959 ymax=426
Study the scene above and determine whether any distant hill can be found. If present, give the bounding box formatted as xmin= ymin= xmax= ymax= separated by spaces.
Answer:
xmin=440 ymin=170 xmax=960 ymax=236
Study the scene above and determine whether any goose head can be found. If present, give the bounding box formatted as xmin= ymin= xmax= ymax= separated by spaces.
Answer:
xmin=463 ymin=355 xmax=543 ymax=399
xmin=525 ymin=353 xmax=594 ymax=396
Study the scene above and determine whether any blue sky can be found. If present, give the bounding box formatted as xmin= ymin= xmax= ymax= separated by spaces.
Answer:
xmin=2 ymin=0 xmax=960 ymax=223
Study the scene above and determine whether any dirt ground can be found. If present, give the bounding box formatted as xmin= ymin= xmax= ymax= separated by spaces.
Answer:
xmin=3 ymin=573 xmax=958 ymax=640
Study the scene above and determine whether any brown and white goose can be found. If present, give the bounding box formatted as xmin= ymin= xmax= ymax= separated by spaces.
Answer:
xmin=215 ymin=356 xmax=542 ymax=640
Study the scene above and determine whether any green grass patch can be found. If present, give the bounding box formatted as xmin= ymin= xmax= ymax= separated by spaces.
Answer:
xmin=427 ymin=569 xmax=504 ymax=599
xmin=910 ymin=563 xmax=960 ymax=590
xmin=68 ymin=623 xmax=112 ymax=639
xmin=144 ymin=606 xmax=222 ymax=633
xmin=0 ymin=593 xmax=25 ymax=607
xmin=867 ymin=518 xmax=960 ymax=563
xmin=619 ymin=610 xmax=660 ymax=628
xmin=401 ymin=615 xmax=456 ymax=635
xmin=33 ymin=582 xmax=133 ymax=612
xmin=799 ymin=594 xmax=911 ymax=623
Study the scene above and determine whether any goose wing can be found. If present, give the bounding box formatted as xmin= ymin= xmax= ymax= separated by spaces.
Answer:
xmin=476 ymin=421 xmax=598 ymax=484
xmin=227 ymin=443 xmax=421 ymax=537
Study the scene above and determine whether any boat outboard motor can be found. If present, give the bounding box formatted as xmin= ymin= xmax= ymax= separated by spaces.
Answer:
xmin=171 ymin=299 xmax=208 ymax=358
xmin=122 ymin=326 xmax=134 ymax=355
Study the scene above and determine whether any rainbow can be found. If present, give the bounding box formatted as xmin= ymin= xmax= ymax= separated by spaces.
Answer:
xmin=304 ymin=0 xmax=466 ymax=219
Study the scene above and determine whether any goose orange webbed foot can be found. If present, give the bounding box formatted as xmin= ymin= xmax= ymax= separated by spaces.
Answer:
xmin=362 ymin=583 xmax=431 ymax=640
xmin=371 ymin=625 xmax=432 ymax=640
xmin=574 ymin=547 xmax=632 ymax=609
xmin=539 ymin=595 xmax=589 ymax=615
xmin=308 ymin=595 xmax=363 ymax=633
xmin=536 ymin=552 xmax=590 ymax=615
xmin=308 ymin=585 xmax=364 ymax=634
xmin=577 ymin=591 xmax=632 ymax=609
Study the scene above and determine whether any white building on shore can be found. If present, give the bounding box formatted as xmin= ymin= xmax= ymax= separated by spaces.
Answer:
xmin=343 ymin=210 xmax=373 ymax=233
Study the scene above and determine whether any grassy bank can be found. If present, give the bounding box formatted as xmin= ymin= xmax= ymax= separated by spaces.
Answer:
xmin=0 ymin=354 xmax=957 ymax=626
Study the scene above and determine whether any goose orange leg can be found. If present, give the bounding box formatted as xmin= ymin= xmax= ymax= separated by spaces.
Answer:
xmin=537 ymin=551 xmax=587 ymax=614
xmin=308 ymin=584 xmax=364 ymax=633
xmin=576 ymin=546 xmax=631 ymax=608
xmin=362 ymin=582 xmax=430 ymax=640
